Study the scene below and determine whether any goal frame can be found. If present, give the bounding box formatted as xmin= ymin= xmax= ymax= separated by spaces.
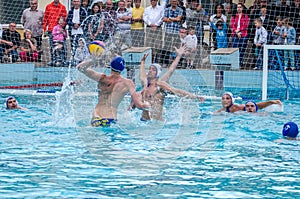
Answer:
xmin=262 ymin=44 xmax=300 ymax=100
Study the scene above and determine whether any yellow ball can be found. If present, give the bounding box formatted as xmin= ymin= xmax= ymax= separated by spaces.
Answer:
xmin=89 ymin=40 xmax=105 ymax=57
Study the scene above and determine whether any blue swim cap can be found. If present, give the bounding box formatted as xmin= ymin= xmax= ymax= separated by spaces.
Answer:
xmin=244 ymin=100 xmax=258 ymax=111
xmin=282 ymin=122 xmax=299 ymax=138
xmin=110 ymin=56 xmax=125 ymax=72
xmin=5 ymin=96 xmax=15 ymax=109
xmin=222 ymin=92 xmax=235 ymax=104
xmin=151 ymin=63 xmax=162 ymax=78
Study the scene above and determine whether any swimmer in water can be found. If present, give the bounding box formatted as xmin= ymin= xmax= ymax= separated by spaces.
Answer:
xmin=77 ymin=56 xmax=150 ymax=127
xmin=5 ymin=96 xmax=27 ymax=110
xmin=129 ymin=45 xmax=205 ymax=121
xmin=216 ymin=92 xmax=282 ymax=113
xmin=282 ymin=122 xmax=299 ymax=140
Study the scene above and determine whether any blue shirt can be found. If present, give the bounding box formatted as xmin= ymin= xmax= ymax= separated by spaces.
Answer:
xmin=164 ymin=6 xmax=183 ymax=34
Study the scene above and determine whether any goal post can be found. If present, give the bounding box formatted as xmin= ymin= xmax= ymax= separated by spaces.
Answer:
xmin=262 ymin=44 xmax=300 ymax=100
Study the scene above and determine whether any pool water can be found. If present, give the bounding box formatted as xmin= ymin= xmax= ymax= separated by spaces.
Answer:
xmin=1 ymin=94 xmax=300 ymax=198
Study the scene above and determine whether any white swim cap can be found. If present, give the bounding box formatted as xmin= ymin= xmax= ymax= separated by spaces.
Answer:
xmin=151 ymin=63 xmax=162 ymax=78
xmin=222 ymin=92 xmax=235 ymax=104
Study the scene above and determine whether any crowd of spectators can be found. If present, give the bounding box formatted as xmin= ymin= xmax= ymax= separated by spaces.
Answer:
xmin=0 ymin=0 xmax=299 ymax=69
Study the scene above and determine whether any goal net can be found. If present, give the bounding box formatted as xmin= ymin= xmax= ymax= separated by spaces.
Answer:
xmin=262 ymin=45 xmax=300 ymax=100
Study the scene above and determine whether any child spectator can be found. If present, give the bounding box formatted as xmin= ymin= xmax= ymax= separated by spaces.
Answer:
xmin=74 ymin=38 xmax=90 ymax=65
xmin=272 ymin=16 xmax=285 ymax=45
xmin=253 ymin=18 xmax=268 ymax=70
xmin=177 ymin=27 xmax=187 ymax=67
xmin=19 ymin=29 xmax=38 ymax=62
xmin=210 ymin=20 xmax=228 ymax=48
xmin=185 ymin=26 xmax=198 ymax=69
xmin=52 ymin=16 xmax=67 ymax=67
xmin=283 ymin=18 xmax=297 ymax=70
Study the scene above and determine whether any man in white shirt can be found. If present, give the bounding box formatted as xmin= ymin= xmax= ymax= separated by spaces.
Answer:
xmin=143 ymin=0 xmax=164 ymax=63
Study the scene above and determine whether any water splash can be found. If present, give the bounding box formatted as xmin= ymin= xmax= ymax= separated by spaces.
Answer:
xmin=51 ymin=66 xmax=76 ymax=128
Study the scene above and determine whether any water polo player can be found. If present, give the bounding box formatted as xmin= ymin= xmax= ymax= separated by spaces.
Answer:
xmin=77 ymin=56 xmax=149 ymax=127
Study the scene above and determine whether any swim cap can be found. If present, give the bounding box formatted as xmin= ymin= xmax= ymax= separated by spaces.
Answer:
xmin=151 ymin=63 xmax=162 ymax=78
xmin=282 ymin=122 xmax=299 ymax=138
xmin=5 ymin=96 xmax=15 ymax=109
xmin=110 ymin=56 xmax=125 ymax=72
xmin=222 ymin=92 xmax=235 ymax=104
xmin=244 ymin=100 xmax=258 ymax=112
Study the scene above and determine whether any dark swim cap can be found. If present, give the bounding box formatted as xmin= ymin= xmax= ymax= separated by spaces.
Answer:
xmin=110 ymin=56 xmax=125 ymax=72
xmin=5 ymin=96 xmax=15 ymax=109
xmin=244 ymin=100 xmax=258 ymax=112
xmin=282 ymin=122 xmax=299 ymax=138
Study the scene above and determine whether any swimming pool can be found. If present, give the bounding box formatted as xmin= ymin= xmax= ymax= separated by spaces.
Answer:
xmin=1 ymin=90 xmax=299 ymax=198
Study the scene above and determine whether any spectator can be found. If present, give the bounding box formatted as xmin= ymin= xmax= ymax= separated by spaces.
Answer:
xmin=116 ymin=0 xmax=132 ymax=47
xmin=209 ymin=4 xmax=227 ymax=50
xmin=74 ymin=37 xmax=90 ymax=65
xmin=21 ymin=0 xmax=44 ymax=52
xmin=52 ymin=16 xmax=68 ymax=67
xmin=230 ymin=3 xmax=249 ymax=67
xmin=290 ymin=0 xmax=300 ymax=44
xmin=274 ymin=0 xmax=290 ymax=19
xmin=143 ymin=0 xmax=164 ymax=63
xmin=272 ymin=16 xmax=285 ymax=45
xmin=90 ymin=0 xmax=106 ymax=12
xmin=131 ymin=0 xmax=144 ymax=47
xmin=283 ymin=18 xmax=297 ymax=71
xmin=235 ymin=0 xmax=248 ymax=15
xmin=19 ymin=29 xmax=39 ymax=62
xmin=162 ymin=0 xmax=183 ymax=66
xmin=185 ymin=0 xmax=206 ymax=45
xmin=43 ymin=0 xmax=67 ymax=66
xmin=102 ymin=0 xmax=119 ymax=42
xmin=0 ymin=24 xmax=12 ymax=62
xmin=257 ymin=5 xmax=273 ymax=43
xmin=66 ymin=0 xmax=88 ymax=66
xmin=176 ymin=27 xmax=187 ymax=67
xmin=1 ymin=22 xmax=21 ymax=63
xmin=125 ymin=0 xmax=133 ymax=12
xmin=81 ymin=0 xmax=91 ymax=13
xmin=223 ymin=0 xmax=237 ymax=15
xmin=185 ymin=26 xmax=197 ymax=68
xmin=210 ymin=20 xmax=228 ymax=49
xmin=253 ymin=18 xmax=268 ymax=70
xmin=84 ymin=3 xmax=104 ymax=42
xmin=104 ymin=32 xmax=129 ymax=64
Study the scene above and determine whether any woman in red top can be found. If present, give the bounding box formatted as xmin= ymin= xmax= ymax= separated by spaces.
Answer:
xmin=230 ymin=3 xmax=249 ymax=67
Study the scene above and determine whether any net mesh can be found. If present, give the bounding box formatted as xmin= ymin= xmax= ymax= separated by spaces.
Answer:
xmin=0 ymin=0 xmax=299 ymax=99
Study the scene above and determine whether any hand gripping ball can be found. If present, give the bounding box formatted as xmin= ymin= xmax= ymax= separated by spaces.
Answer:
xmin=89 ymin=40 xmax=106 ymax=57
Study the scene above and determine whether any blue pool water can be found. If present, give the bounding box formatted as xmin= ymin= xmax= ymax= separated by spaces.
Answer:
xmin=0 ymin=93 xmax=300 ymax=198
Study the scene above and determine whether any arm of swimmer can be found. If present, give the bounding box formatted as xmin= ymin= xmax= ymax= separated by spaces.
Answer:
xmin=257 ymin=100 xmax=282 ymax=109
xmin=127 ymin=91 xmax=142 ymax=111
xmin=159 ymin=81 xmax=205 ymax=102
xmin=139 ymin=53 xmax=149 ymax=87
xmin=160 ymin=44 xmax=186 ymax=82
xmin=76 ymin=59 xmax=102 ymax=82
xmin=127 ymin=80 xmax=149 ymax=109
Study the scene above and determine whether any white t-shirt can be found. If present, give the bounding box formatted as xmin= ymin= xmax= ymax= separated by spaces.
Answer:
xmin=72 ymin=9 xmax=83 ymax=35
xmin=185 ymin=34 xmax=197 ymax=49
